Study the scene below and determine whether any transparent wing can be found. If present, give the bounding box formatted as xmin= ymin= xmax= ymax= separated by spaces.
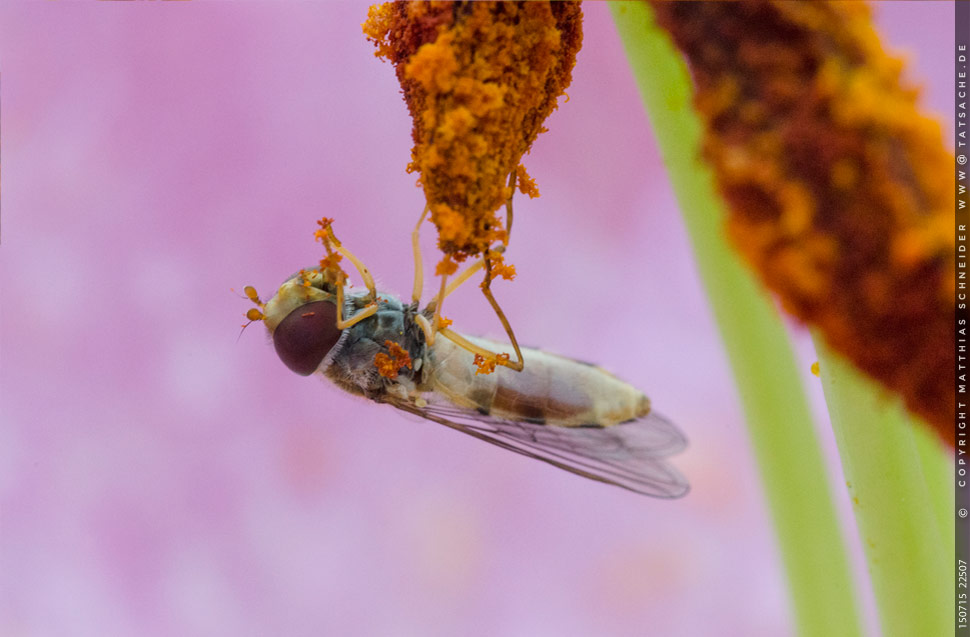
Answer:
xmin=386 ymin=397 xmax=690 ymax=499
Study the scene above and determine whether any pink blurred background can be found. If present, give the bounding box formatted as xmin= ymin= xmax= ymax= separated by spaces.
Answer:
xmin=0 ymin=3 xmax=953 ymax=636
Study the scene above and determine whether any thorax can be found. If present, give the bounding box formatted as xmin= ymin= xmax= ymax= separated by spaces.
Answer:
xmin=325 ymin=290 xmax=430 ymax=398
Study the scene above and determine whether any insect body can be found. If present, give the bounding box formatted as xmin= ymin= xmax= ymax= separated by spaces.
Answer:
xmin=256 ymin=268 xmax=689 ymax=498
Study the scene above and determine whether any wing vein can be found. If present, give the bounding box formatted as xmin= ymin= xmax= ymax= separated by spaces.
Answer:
xmin=387 ymin=397 xmax=689 ymax=499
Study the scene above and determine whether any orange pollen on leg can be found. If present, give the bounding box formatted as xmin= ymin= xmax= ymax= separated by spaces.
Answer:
xmin=490 ymin=262 xmax=516 ymax=282
xmin=313 ymin=217 xmax=336 ymax=243
xmin=473 ymin=354 xmax=497 ymax=375
xmin=515 ymin=164 xmax=540 ymax=198
xmin=312 ymin=219 xmax=349 ymax=285
xmin=319 ymin=253 xmax=344 ymax=272
xmin=473 ymin=352 xmax=510 ymax=375
xmin=483 ymin=252 xmax=516 ymax=285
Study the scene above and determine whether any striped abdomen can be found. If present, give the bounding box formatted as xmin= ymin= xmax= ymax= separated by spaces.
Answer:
xmin=426 ymin=333 xmax=650 ymax=427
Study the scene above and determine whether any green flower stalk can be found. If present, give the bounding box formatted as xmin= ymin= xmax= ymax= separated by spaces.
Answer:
xmin=815 ymin=339 xmax=949 ymax=636
xmin=647 ymin=0 xmax=954 ymax=446
xmin=614 ymin=1 xmax=953 ymax=635
xmin=610 ymin=4 xmax=862 ymax=636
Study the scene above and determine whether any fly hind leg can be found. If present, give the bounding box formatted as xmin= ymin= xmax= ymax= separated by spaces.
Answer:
xmin=475 ymin=251 xmax=524 ymax=372
xmin=427 ymin=254 xmax=525 ymax=373
xmin=415 ymin=170 xmax=525 ymax=373
xmin=467 ymin=169 xmax=524 ymax=372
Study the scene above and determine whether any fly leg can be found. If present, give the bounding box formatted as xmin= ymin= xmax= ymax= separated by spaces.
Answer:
xmin=425 ymin=257 xmax=486 ymax=313
xmin=419 ymin=247 xmax=495 ymax=345
xmin=420 ymin=171 xmax=525 ymax=372
xmin=411 ymin=205 xmax=429 ymax=305
xmin=411 ymin=205 xmax=438 ymax=345
xmin=412 ymin=203 xmax=478 ymax=347
xmin=477 ymin=258 xmax=524 ymax=371
xmin=415 ymin=258 xmax=523 ymax=371
xmin=333 ymin=285 xmax=377 ymax=330
xmin=458 ymin=170 xmax=524 ymax=371
xmin=427 ymin=254 xmax=525 ymax=373
xmin=320 ymin=224 xmax=379 ymax=330
xmin=504 ymin=169 xmax=516 ymax=239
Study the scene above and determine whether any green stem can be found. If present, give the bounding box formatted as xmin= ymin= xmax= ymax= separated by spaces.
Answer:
xmin=911 ymin=415 xmax=953 ymax=557
xmin=814 ymin=338 xmax=949 ymax=637
xmin=609 ymin=3 xmax=863 ymax=636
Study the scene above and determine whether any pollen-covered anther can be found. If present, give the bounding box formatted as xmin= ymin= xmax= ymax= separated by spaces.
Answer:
xmin=650 ymin=0 xmax=955 ymax=443
xmin=363 ymin=1 xmax=582 ymax=261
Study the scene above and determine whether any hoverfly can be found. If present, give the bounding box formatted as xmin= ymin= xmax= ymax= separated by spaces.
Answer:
xmin=245 ymin=216 xmax=688 ymax=498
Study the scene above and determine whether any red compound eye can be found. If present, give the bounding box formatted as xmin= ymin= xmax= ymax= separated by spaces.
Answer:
xmin=272 ymin=301 xmax=341 ymax=376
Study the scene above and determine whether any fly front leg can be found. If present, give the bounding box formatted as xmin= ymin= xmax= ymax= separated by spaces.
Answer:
xmin=334 ymin=284 xmax=377 ymax=330
xmin=318 ymin=222 xmax=379 ymax=330
xmin=321 ymin=224 xmax=377 ymax=302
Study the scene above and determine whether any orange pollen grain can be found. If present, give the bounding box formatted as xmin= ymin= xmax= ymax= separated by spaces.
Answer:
xmin=491 ymin=262 xmax=516 ymax=282
xmin=473 ymin=353 xmax=498 ymax=376
xmin=515 ymin=164 xmax=541 ymax=199
xmin=376 ymin=339 xmax=413 ymax=379
xmin=435 ymin=255 xmax=459 ymax=277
